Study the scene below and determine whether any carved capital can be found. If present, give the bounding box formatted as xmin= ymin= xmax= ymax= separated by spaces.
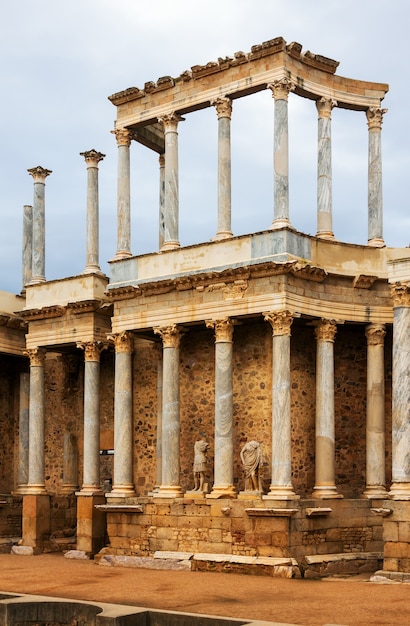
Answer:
xmin=365 ymin=324 xmax=386 ymax=346
xmin=108 ymin=331 xmax=134 ymax=353
xmin=158 ymin=113 xmax=184 ymax=133
xmin=111 ymin=128 xmax=131 ymax=147
xmin=314 ymin=319 xmax=337 ymax=343
xmin=263 ymin=310 xmax=293 ymax=336
xmin=391 ymin=282 xmax=410 ymax=307
xmin=205 ymin=317 xmax=234 ymax=342
xmin=268 ymin=78 xmax=295 ymax=100
xmin=316 ymin=97 xmax=337 ymax=118
xmin=80 ymin=149 xmax=105 ymax=167
xmin=27 ymin=166 xmax=52 ymax=183
xmin=24 ymin=346 xmax=46 ymax=366
xmin=77 ymin=341 xmax=108 ymax=361
xmin=366 ymin=107 xmax=387 ymax=131
xmin=212 ymin=96 xmax=232 ymax=119
xmin=153 ymin=324 xmax=182 ymax=348
xmin=158 ymin=153 xmax=165 ymax=168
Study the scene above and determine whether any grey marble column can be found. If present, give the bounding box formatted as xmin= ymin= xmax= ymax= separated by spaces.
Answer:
xmin=389 ymin=284 xmax=410 ymax=498
xmin=25 ymin=347 xmax=47 ymax=494
xmin=154 ymin=346 xmax=163 ymax=490
xmin=263 ymin=311 xmax=297 ymax=499
xmin=366 ymin=107 xmax=387 ymax=247
xmin=158 ymin=113 xmax=183 ymax=251
xmin=213 ymin=97 xmax=233 ymax=240
xmin=108 ymin=332 xmax=135 ymax=497
xmin=17 ymin=372 xmax=30 ymax=492
xmin=206 ymin=318 xmax=236 ymax=498
xmin=153 ymin=325 xmax=183 ymax=497
xmin=77 ymin=342 xmax=107 ymax=494
xmin=27 ymin=166 xmax=51 ymax=284
xmin=316 ymin=98 xmax=336 ymax=240
xmin=268 ymin=79 xmax=294 ymax=230
xmin=80 ymin=149 xmax=105 ymax=274
xmin=159 ymin=154 xmax=165 ymax=250
xmin=312 ymin=320 xmax=342 ymax=499
xmin=112 ymin=128 xmax=132 ymax=259
xmin=363 ymin=324 xmax=387 ymax=498
xmin=22 ymin=205 xmax=33 ymax=292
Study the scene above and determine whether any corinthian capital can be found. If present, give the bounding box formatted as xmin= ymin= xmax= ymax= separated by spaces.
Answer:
xmin=391 ymin=282 xmax=410 ymax=307
xmin=264 ymin=310 xmax=294 ymax=336
xmin=77 ymin=341 xmax=108 ymax=361
xmin=158 ymin=113 xmax=184 ymax=132
xmin=27 ymin=166 xmax=52 ymax=183
xmin=314 ymin=319 xmax=337 ymax=343
xmin=80 ymin=149 xmax=105 ymax=167
xmin=205 ymin=317 xmax=235 ymax=342
xmin=212 ymin=97 xmax=232 ymax=119
xmin=24 ymin=346 xmax=46 ymax=366
xmin=268 ymin=78 xmax=295 ymax=100
xmin=153 ymin=324 xmax=182 ymax=348
xmin=365 ymin=324 xmax=386 ymax=346
xmin=316 ymin=97 xmax=337 ymax=118
xmin=108 ymin=331 xmax=134 ymax=353
xmin=366 ymin=107 xmax=388 ymax=131
xmin=111 ymin=128 xmax=131 ymax=147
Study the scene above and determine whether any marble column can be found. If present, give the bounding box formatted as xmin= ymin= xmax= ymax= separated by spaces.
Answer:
xmin=312 ymin=320 xmax=342 ymax=499
xmin=268 ymin=79 xmax=294 ymax=230
xmin=213 ymin=97 xmax=233 ymax=240
xmin=25 ymin=347 xmax=47 ymax=493
xmin=153 ymin=324 xmax=183 ymax=497
xmin=17 ymin=372 xmax=30 ymax=492
xmin=389 ymin=283 xmax=410 ymax=498
xmin=27 ymin=166 xmax=51 ymax=284
xmin=22 ymin=205 xmax=33 ymax=292
xmin=263 ymin=311 xmax=297 ymax=499
xmin=112 ymin=128 xmax=132 ymax=259
xmin=158 ymin=113 xmax=183 ymax=251
xmin=363 ymin=324 xmax=387 ymax=498
xmin=108 ymin=331 xmax=135 ymax=497
xmin=366 ymin=107 xmax=387 ymax=247
xmin=80 ymin=149 xmax=105 ymax=274
xmin=206 ymin=318 xmax=236 ymax=498
xmin=154 ymin=345 xmax=163 ymax=490
xmin=77 ymin=341 xmax=107 ymax=494
xmin=159 ymin=154 xmax=165 ymax=249
xmin=316 ymin=98 xmax=336 ymax=240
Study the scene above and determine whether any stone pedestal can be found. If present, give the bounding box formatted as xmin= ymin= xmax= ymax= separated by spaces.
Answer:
xmin=22 ymin=494 xmax=50 ymax=554
xmin=375 ymin=500 xmax=410 ymax=578
xmin=76 ymin=494 xmax=106 ymax=556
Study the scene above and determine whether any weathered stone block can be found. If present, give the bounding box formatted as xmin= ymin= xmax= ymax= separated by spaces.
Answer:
xmin=384 ymin=541 xmax=410 ymax=559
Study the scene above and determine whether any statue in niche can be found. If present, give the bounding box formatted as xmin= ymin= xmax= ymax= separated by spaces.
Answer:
xmin=240 ymin=440 xmax=263 ymax=492
xmin=192 ymin=439 xmax=209 ymax=492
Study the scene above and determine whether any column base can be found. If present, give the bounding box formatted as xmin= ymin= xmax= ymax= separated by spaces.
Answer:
xmin=270 ymin=218 xmax=294 ymax=231
xmin=367 ymin=237 xmax=385 ymax=248
xmin=389 ymin=482 xmax=410 ymax=500
xmin=83 ymin=266 xmax=105 ymax=276
xmin=263 ymin=485 xmax=300 ymax=500
xmin=213 ymin=230 xmax=233 ymax=241
xmin=76 ymin=487 xmax=104 ymax=497
xmin=22 ymin=484 xmax=47 ymax=496
xmin=316 ymin=230 xmax=335 ymax=240
xmin=106 ymin=484 xmax=136 ymax=499
xmin=113 ymin=250 xmax=132 ymax=260
xmin=362 ymin=485 xmax=388 ymax=499
xmin=206 ymin=485 xmax=236 ymax=499
xmin=312 ymin=485 xmax=343 ymax=499
xmin=153 ymin=485 xmax=183 ymax=498
xmin=161 ymin=240 xmax=180 ymax=252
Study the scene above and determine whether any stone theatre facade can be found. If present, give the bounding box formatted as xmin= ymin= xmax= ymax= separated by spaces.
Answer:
xmin=1 ymin=37 xmax=409 ymax=578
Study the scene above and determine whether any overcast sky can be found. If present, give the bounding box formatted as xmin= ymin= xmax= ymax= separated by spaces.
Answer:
xmin=0 ymin=0 xmax=408 ymax=294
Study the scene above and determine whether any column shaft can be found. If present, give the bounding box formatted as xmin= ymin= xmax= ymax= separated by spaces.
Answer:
xmin=367 ymin=108 xmax=386 ymax=247
xmin=27 ymin=167 xmax=51 ymax=284
xmin=26 ymin=348 xmax=46 ymax=493
xmin=113 ymin=129 xmax=132 ymax=259
xmin=159 ymin=114 xmax=183 ymax=251
xmin=213 ymin=98 xmax=233 ymax=240
xmin=22 ymin=205 xmax=33 ymax=292
xmin=316 ymin=98 xmax=336 ymax=239
xmin=81 ymin=149 xmax=105 ymax=273
xmin=159 ymin=154 xmax=165 ymax=250
xmin=17 ymin=372 xmax=30 ymax=491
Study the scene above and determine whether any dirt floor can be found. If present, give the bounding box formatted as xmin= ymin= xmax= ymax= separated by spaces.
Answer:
xmin=0 ymin=553 xmax=408 ymax=626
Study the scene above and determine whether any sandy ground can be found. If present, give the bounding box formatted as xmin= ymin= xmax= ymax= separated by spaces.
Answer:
xmin=0 ymin=553 xmax=408 ymax=625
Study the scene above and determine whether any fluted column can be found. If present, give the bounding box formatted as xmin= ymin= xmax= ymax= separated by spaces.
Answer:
xmin=27 ymin=166 xmax=51 ymax=284
xmin=108 ymin=331 xmax=135 ymax=497
xmin=263 ymin=311 xmax=297 ymax=499
xmin=16 ymin=372 xmax=30 ymax=492
xmin=153 ymin=324 xmax=183 ymax=497
xmin=22 ymin=205 xmax=33 ymax=292
xmin=77 ymin=341 xmax=107 ymax=494
xmin=206 ymin=318 xmax=236 ymax=498
xmin=363 ymin=324 xmax=387 ymax=498
xmin=366 ymin=107 xmax=387 ymax=247
xmin=268 ymin=79 xmax=294 ymax=230
xmin=213 ymin=97 xmax=233 ymax=240
xmin=80 ymin=149 xmax=105 ymax=274
xmin=112 ymin=128 xmax=132 ymax=259
xmin=25 ymin=347 xmax=47 ymax=493
xmin=316 ymin=98 xmax=336 ymax=239
xmin=312 ymin=320 xmax=342 ymax=499
xmin=389 ymin=283 xmax=410 ymax=498
xmin=159 ymin=113 xmax=183 ymax=251
xmin=159 ymin=154 xmax=165 ymax=249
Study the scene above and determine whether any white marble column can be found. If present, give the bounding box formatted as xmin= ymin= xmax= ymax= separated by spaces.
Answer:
xmin=22 ymin=205 xmax=33 ymax=292
xmin=389 ymin=283 xmax=410 ymax=498
xmin=213 ymin=97 xmax=233 ymax=240
xmin=27 ymin=166 xmax=51 ymax=284
xmin=153 ymin=324 xmax=183 ymax=497
xmin=366 ymin=107 xmax=387 ymax=247
xmin=108 ymin=331 xmax=135 ymax=497
xmin=316 ymin=98 xmax=336 ymax=240
xmin=363 ymin=324 xmax=387 ymax=498
xmin=206 ymin=318 xmax=236 ymax=498
xmin=112 ymin=128 xmax=132 ymax=259
xmin=77 ymin=341 xmax=107 ymax=494
xmin=80 ymin=149 xmax=105 ymax=274
xmin=312 ymin=320 xmax=342 ymax=499
xmin=17 ymin=372 xmax=30 ymax=492
xmin=263 ymin=311 xmax=297 ymax=499
xmin=159 ymin=113 xmax=183 ymax=251
xmin=25 ymin=347 xmax=47 ymax=494
xmin=159 ymin=154 xmax=165 ymax=250
xmin=268 ymin=79 xmax=294 ymax=230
